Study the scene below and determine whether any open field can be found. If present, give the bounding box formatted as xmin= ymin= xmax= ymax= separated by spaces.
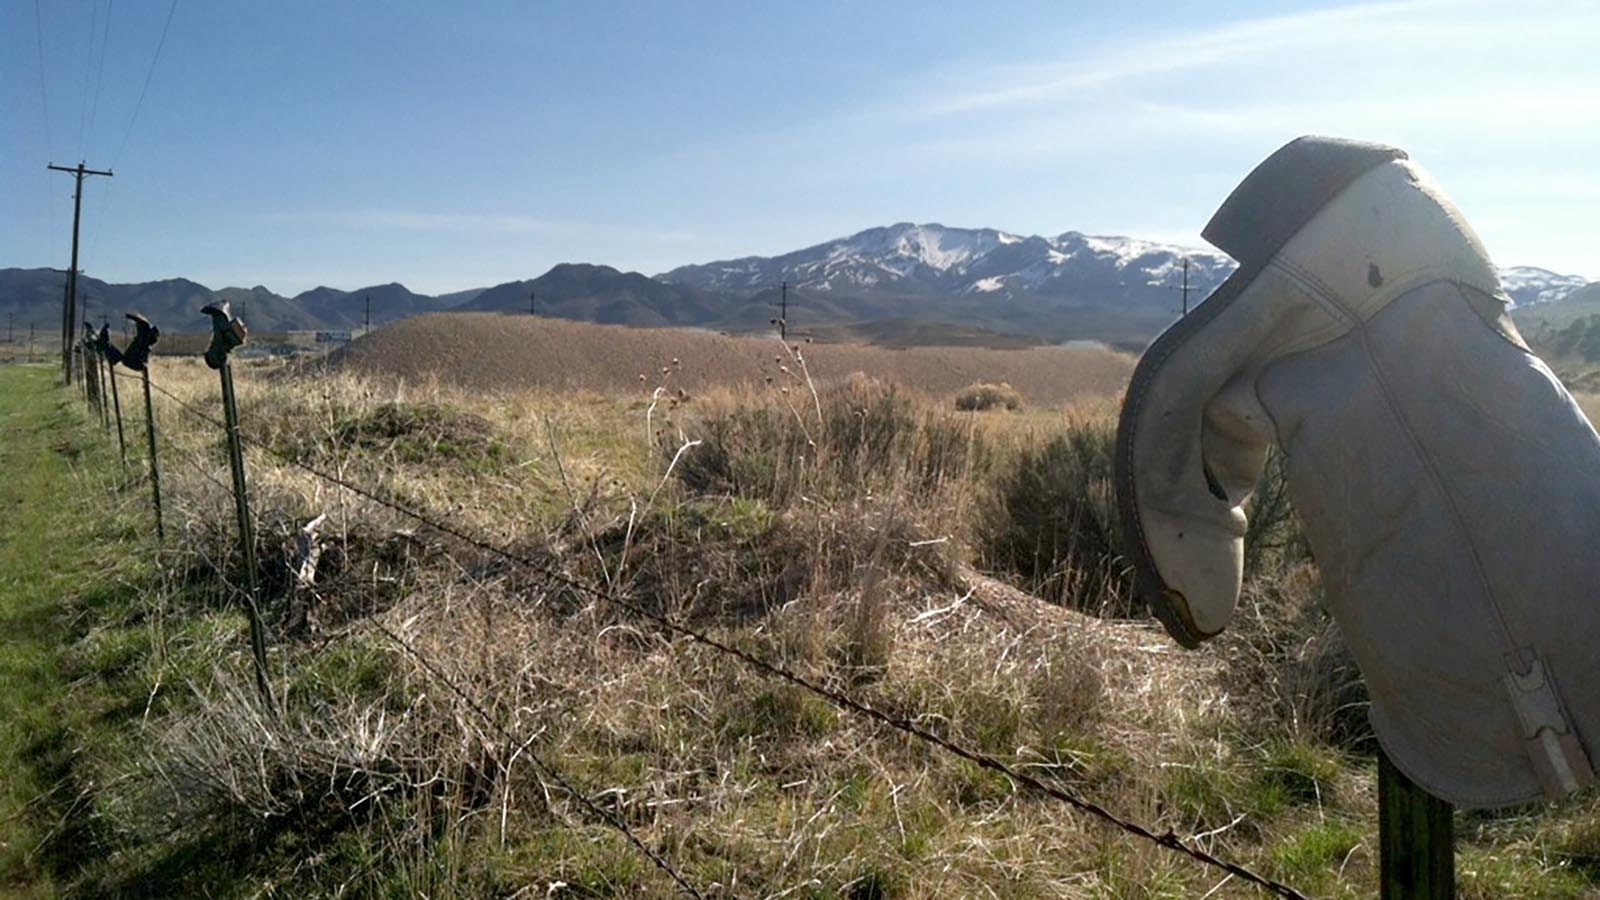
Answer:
xmin=0 ymin=339 xmax=53 ymax=366
xmin=5 ymin=349 xmax=1600 ymax=898
xmin=322 ymin=313 xmax=1136 ymax=406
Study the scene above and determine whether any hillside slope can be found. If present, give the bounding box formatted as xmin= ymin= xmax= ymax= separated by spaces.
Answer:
xmin=325 ymin=313 xmax=1135 ymax=404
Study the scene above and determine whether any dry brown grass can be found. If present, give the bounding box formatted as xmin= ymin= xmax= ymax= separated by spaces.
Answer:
xmin=46 ymin=350 xmax=1600 ymax=899
xmin=323 ymin=313 xmax=1135 ymax=408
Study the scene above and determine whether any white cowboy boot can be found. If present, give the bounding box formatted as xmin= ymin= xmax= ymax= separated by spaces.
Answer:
xmin=1116 ymin=136 xmax=1599 ymax=807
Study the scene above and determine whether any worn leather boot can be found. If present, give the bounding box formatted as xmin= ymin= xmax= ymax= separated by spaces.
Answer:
xmin=96 ymin=323 xmax=124 ymax=366
xmin=122 ymin=313 xmax=159 ymax=371
xmin=1116 ymin=136 xmax=1599 ymax=807
xmin=201 ymin=301 xmax=248 ymax=369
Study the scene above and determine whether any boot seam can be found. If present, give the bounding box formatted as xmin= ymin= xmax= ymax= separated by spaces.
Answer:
xmin=1285 ymin=275 xmax=1528 ymax=657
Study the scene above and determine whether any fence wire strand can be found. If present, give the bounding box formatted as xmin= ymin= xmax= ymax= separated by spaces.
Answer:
xmin=374 ymin=619 xmax=707 ymax=900
xmin=131 ymin=369 xmax=1313 ymax=900
xmin=115 ymin=368 xmax=706 ymax=898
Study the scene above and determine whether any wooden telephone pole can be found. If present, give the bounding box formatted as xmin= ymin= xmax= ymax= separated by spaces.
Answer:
xmin=1165 ymin=257 xmax=1199 ymax=316
xmin=778 ymin=280 xmax=788 ymax=340
xmin=364 ymin=294 xmax=372 ymax=333
xmin=47 ymin=162 xmax=114 ymax=384
xmin=529 ymin=288 xmax=536 ymax=316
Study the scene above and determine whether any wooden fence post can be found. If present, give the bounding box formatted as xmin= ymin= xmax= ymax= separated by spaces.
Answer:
xmin=105 ymin=353 xmax=127 ymax=467
xmin=122 ymin=313 xmax=163 ymax=539
xmin=83 ymin=330 xmax=110 ymax=431
xmin=79 ymin=343 xmax=94 ymax=411
xmin=97 ymin=346 xmax=111 ymax=431
xmin=1379 ymin=749 xmax=1454 ymax=899
xmin=140 ymin=368 xmax=165 ymax=540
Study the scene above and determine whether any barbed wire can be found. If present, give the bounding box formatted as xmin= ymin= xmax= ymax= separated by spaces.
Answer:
xmin=131 ymin=368 xmax=1312 ymax=900
xmin=374 ymin=619 xmax=707 ymax=899
xmin=103 ymin=368 xmax=697 ymax=890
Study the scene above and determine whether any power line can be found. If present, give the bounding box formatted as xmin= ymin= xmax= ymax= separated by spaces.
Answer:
xmin=112 ymin=0 xmax=178 ymax=167
xmin=84 ymin=0 xmax=116 ymax=156
xmin=85 ymin=173 xmax=115 ymax=266
xmin=87 ymin=0 xmax=182 ymax=280
xmin=136 ymin=373 xmax=1311 ymax=900
xmin=34 ymin=0 xmax=59 ymax=243
xmin=47 ymin=162 xmax=114 ymax=384
xmin=1163 ymin=257 xmax=1200 ymax=316
xmin=76 ymin=0 xmax=102 ymax=158
xmin=33 ymin=0 xmax=53 ymax=157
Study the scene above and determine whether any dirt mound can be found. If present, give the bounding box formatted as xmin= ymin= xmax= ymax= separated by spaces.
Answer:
xmin=324 ymin=313 xmax=1134 ymax=406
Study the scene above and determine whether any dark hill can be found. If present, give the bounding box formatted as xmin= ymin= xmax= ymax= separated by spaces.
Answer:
xmin=458 ymin=263 xmax=722 ymax=326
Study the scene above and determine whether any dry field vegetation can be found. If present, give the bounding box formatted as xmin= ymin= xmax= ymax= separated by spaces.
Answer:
xmin=13 ymin=323 xmax=1600 ymax=899
xmin=324 ymin=314 xmax=1135 ymax=404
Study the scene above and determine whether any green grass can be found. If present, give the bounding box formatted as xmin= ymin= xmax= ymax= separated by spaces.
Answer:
xmin=12 ymin=358 xmax=1600 ymax=897
xmin=0 ymin=366 xmax=142 ymax=895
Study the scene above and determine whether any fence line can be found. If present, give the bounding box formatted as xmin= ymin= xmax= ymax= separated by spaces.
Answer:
xmin=374 ymin=619 xmax=708 ymax=899
xmin=129 ymin=369 xmax=1312 ymax=900
xmin=112 ymin=369 xmax=707 ymax=898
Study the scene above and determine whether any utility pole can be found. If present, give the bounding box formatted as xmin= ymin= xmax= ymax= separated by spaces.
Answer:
xmin=6 ymin=311 xmax=12 ymax=345
xmin=364 ymin=294 xmax=371 ymax=333
xmin=779 ymin=280 xmax=788 ymax=340
xmin=529 ymin=288 xmax=536 ymax=316
xmin=1165 ymin=257 xmax=1198 ymax=316
xmin=48 ymin=162 xmax=114 ymax=384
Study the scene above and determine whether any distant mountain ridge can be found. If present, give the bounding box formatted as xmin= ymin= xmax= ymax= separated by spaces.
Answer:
xmin=662 ymin=223 xmax=1587 ymax=310
xmin=660 ymin=223 xmax=1237 ymax=300
xmin=0 ymin=270 xmax=458 ymax=335
xmin=2 ymin=223 xmax=1591 ymax=347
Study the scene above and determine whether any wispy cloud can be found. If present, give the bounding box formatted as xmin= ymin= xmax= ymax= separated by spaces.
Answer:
xmin=837 ymin=0 xmax=1600 ymax=170
xmin=908 ymin=1 xmax=1436 ymax=117
xmin=896 ymin=0 xmax=1600 ymax=120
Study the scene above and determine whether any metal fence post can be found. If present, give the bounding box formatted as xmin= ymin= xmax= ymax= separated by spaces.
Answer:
xmin=202 ymin=301 xmax=274 ymax=710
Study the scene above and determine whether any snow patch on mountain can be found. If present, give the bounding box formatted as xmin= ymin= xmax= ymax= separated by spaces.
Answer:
xmin=658 ymin=222 xmax=1590 ymax=313
xmin=1499 ymin=266 xmax=1591 ymax=307
xmin=660 ymin=223 xmax=1237 ymax=300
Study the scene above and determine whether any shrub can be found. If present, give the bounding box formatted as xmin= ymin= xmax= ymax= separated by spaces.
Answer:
xmin=290 ymin=401 xmax=506 ymax=468
xmin=674 ymin=375 xmax=984 ymax=505
xmin=978 ymin=419 xmax=1135 ymax=616
xmin=1242 ymin=448 xmax=1309 ymax=577
xmin=1222 ymin=567 xmax=1374 ymax=752
xmin=954 ymin=381 xmax=1022 ymax=411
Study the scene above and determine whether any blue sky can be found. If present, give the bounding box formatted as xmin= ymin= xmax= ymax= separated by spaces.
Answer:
xmin=6 ymin=0 xmax=1597 ymax=295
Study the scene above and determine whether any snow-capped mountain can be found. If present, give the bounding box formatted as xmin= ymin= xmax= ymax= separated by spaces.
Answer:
xmin=660 ymin=223 xmax=1588 ymax=313
xmin=5 ymin=223 xmax=1587 ymax=348
xmin=1499 ymin=267 xmax=1592 ymax=307
xmin=659 ymin=222 xmax=1236 ymax=301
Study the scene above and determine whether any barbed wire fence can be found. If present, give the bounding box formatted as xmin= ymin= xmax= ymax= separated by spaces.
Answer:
xmin=89 ymin=362 xmax=1317 ymax=900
